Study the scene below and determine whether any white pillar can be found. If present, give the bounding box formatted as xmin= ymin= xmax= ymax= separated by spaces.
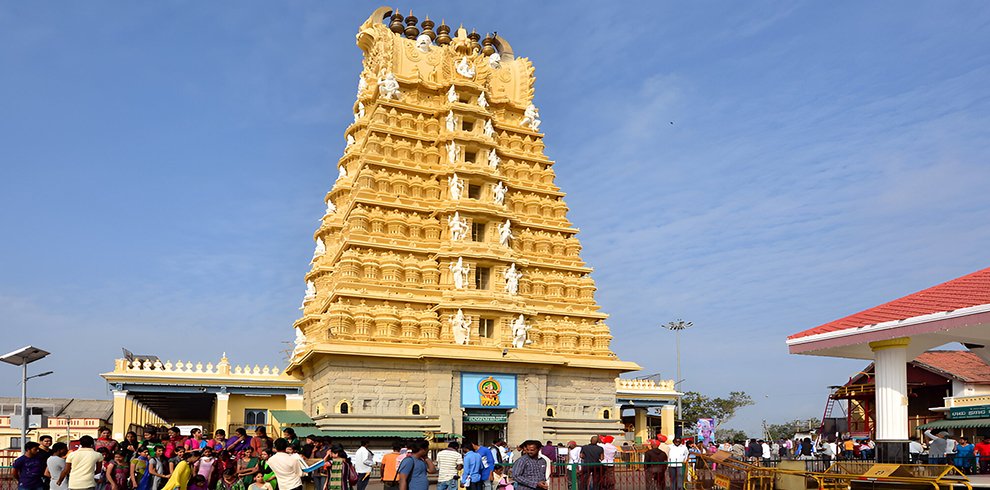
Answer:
xmin=870 ymin=338 xmax=910 ymax=441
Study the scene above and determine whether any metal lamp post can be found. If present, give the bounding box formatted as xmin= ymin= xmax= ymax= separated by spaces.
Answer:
xmin=1 ymin=346 xmax=51 ymax=450
xmin=663 ymin=320 xmax=693 ymax=436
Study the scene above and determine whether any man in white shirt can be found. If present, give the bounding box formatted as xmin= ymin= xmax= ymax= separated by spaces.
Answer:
xmin=908 ymin=436 xmax=924 ymax=464
xmin=267 ymin=439 xmax=305 ymax=490
xmin=354 ymin=440 xmax=375 ymax=490
xmin=668 ymin=438 xmax=689 ymax=490
xmin=59 ymin=436 xmax=105 ymax=490
xmin=46 ymin=443 xmax=69 ymax=490
xmin=435 ymin=442 xmax=463 ymax=490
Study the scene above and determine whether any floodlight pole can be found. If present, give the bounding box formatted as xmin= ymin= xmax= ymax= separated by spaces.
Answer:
xmin=21 ymin=362 xmax=27 ymax=449
xmin=663 ymin=319 xmax=693 ymax=436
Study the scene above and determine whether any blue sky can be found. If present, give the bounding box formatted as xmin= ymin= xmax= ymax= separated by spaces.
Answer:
xmin=1 ymin=1 xmax=988 ymax=436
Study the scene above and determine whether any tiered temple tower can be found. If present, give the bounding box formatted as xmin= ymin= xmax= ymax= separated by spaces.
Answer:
xmin=286 ymin=7 xmax=643 ymax=443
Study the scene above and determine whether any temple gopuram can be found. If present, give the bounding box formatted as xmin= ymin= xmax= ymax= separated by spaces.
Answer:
xmin=285 ymin=7 xmax=678 ymax=444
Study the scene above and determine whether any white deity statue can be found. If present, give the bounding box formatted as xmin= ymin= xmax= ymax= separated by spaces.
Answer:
xmin=414 ymin=34 xmax=431 ymax=53
xmin=492 ymin=181 xmax=507 ymax=205
xmin=450 ymin=309 xmax=472 ymax=345
xmin=449 ymin=257 xmax=469 ymax=289
xmin=455 ymin=57 xmax=475 ymax=78
xmin=478 ymin=91 xmax=489 ymax=109
xmin=337 ymin=164 xmax=347 ymax=181
xmin=488 ymin=148 xmax=500 ymax=170
xmin=448 ymin=173 xmax=464 ymax=200
xmin=489 ymin=52 xmax=501 ymax=70
xmin=447 ymin=85 xmax=458 ymax=103
xmin=304 ymin=280 xmax=317 ymax=299
xmin=484 ymin=119 xmax=496 ymax=138
xmin=354 ymin=101 xmax=365 ymax=123
xmin=504 ymin=263 xmax=523 ymax=296
xmin=511 ymin=314 xmax=532 ymax=349
xmin=445 ymin=111 xmax=456 ymax=132
xmin=498 ymin=219 xmax=514 ymax=247
xmin=448 ymin=212 xmax=468 ymax=241
xmin=345 ymin=133 xmax=355 ymax=149
xmin=357 ymin=76 xmax=367 ymax=98
xmin=378 ymin=72 xmax=401 ymax=100
xmin=447 ymin=141 xmax=459 ymax=164
xmin=521 ymin=103 xmax=541 ymax=130
xmin=324 ymin=199 xmax=336 ymax=216
xmin=292 ymin=328 xmax=308 ymax=357
xmin=313 ymin=238 xmax=326 ymax=259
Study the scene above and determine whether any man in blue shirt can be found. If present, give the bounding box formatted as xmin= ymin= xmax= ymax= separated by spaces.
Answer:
xmin=13 ymin=442 xmax=46 ymax=490
xmin=461 ymin=440 xmax=483 ymax=490
xmin=472 ymin=441 xmax=496 ymax=490
xmin=398 ymin=439 xmax=434 ymax=490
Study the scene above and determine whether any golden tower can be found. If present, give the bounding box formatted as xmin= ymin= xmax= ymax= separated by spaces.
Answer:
xmin=287 ymin=7 xmax=643 ymax=442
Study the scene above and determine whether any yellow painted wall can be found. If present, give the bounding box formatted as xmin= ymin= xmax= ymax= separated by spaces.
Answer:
xmin=223 ymin=395 xmax=287 ymax=433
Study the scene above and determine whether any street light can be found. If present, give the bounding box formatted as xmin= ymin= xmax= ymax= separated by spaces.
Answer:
xmin=663 ymin=320 xmax=693 ymax=435
xmin=1 ymin=346 xmax=51 ymax=451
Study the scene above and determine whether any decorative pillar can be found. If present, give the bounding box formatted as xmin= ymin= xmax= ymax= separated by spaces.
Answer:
xmin=112 ymin=390 xmax=128 ymax=440
xmin=869 ymin=337 xmax=910 ymax=462
xmin=214 ymin=392 xmax=230 ymax=435
xmin=634 ymin=408 xmax=649 ymax=443
xmin=660 ymin=404 xmax=676 ymax=440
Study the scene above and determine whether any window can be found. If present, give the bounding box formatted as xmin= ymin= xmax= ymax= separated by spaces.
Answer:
xmin=475 ymin=267 xmax=491 ymax=290
xmin=339 ymin=402 xmax=350 ymax=414
xmin=546 ymin=407 xmax=556 ymax=418
xmin=244 ymin=409 xmax=267 ymax=426
xmin=461 ymin=120 xmax=474 ymax=132
xmin=471 ymin=222 xmax=486 ymax=242
xmin=479 ymin=318 xmax=495 ymax=338
xmin=10 ymin=437 xmax=21 ymax=449
xmin=603 ymin=409 xmax=611 ymax=420
xmin=464 ymin=151 xmax=477 ymax=163
xmin=411 ymin=404 xmax=422 ymax=415
xmin=468 ymin=184 xmax=481 ymax=200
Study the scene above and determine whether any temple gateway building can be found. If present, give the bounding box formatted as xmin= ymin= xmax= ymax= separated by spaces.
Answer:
xmin=284 ymin=7 xmax=677 ymax=444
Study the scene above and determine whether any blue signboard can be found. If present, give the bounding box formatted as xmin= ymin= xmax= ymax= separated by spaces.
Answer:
xmin=461 ymin=373 xmax=517 ymax=409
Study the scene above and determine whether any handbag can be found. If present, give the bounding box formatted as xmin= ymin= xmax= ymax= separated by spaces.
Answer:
xmin=347 ymin=462 xmax=359 ymax=486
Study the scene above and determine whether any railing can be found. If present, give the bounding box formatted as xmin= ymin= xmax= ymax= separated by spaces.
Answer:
xmin=110 ymin=357 xmax=290 ymax=379
xmin=1 ymin=467 xmax=14 ymax=490
xmin=497 ymin=461 xmax=678 ymax=490
xmin=753 ymin=457 xmax=876 ymax=473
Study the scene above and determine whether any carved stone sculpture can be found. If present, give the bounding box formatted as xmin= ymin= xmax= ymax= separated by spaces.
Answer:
xmin=354 ymin=101 xmax=365 ymax=123
xmin=478 ymin=91 xmax=488 ymax=109
xmin=455 ymin=57 xmax=475 ymax=78
xmin=448 ymin=173 xmax=464 ymax=200
xmin=292 ymin=328 xmax=308 ymax=357
xmin=484 ymin=119 xmax=496 ymax=138
xmin=313 ymin=238 xmax=326 ymax=259
xmin=450 ymin=309 xmax=471 ymax=345
xmin=445 ymin=111 xmax=456 ymax=132
xmin=449 ymin=257 xmax=469 ymax=289
xmin=504 ymin=263 xmax=523 ymax=295
xmin=304 ymin=280 xmax=317 ymax=299
xmin=447 ymin=85 xmax=458 ymax=103
xmin=378 ymin=72 xmax=401 ymax=100
xmin=345 ymin=133 xmax=356 ymax=149
xmin=498 ymin=219 xmax=513 ymax=247
xmin=511 ymin=314 xmax=532 ymax=349
xmin=489 ymin=52 xmax=501 ymax=70
xmin=357 ymin=76 xmax=367 ymax=98
xmin=337 ymin=165 xmax=348 ymax=181
xmin=521 ymin=103 xmax=541 ymax=130
xmin=492 ymin=181 xmax=507 ymax=205
xmin=448 ymin=212 xmax=468 ymax=241
xmin=415 ymin=34 xmax=431 ymax=53
xmin=324 ymin=199 xmax=337 ymax=216
xmin=447 ymin=141 xmax=459 ymax=164
xmin=488 ymin=148 xmax=500 ymax=170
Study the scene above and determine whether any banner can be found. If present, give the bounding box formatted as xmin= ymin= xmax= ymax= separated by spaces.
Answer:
xmin=696 ymin=418 xmax=716 ymax=446
xmin=461 ymin=373 xmax=517 ymax=409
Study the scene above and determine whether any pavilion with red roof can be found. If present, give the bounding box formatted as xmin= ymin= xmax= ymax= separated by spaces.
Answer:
xmin=787 ymin=267 xmax=990 ymax=462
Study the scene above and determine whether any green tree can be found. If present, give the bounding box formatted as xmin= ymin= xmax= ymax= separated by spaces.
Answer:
xmin=680 ymin=391 xmax=754 ymax=431
xmin=764 ymin=418 xmax=821 ymax=440
xmin=717 ymin=428 xmax=750 ymax=442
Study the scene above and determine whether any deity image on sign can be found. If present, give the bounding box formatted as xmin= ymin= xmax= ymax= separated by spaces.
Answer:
xmin=449 ymin=257 xmax=469 ymax=289
xmin=488 ymin=148 xmax=500 ymax=170
xmin=492 ymin=181 xmax=507 ymax=205
xmin=447 ymin=141 xmax=459 ymax=164
xmin=450 ymin=309 xmax=472 ymax=345
xmin=292 ymin=328 xmax=308 ymax=358
xmin=354 ymin=101 xmax=365 ymax=123
xmin=521 ymin=103 xmax=541 ymax=130
xmin=445 ymin=111 xmax=456 ymax=132
xmin=324 ymin=199 xmax=337 ymax=216
xmin=478 ymin=91 xmax=488 ymax=109
xmin=345 ymin=133 xmax=355 ymax=149
xmin=483 ymin=119 xmax=496 ymax=138
xmin=448 ymin=212 xmax=468 ymax=241
xmin=337 ymin=165 xmax=348 ymax=181
xmin=414 ymin=34 xmax=432 ymax=53
xmin=504 ymin=263 xmax=523 ymax=296
xmin=378 ymin=72 xmax=401 ymax=100
xmin=498 ymin=219 xmax=514 ymax=247
xmin=488 ymin=52 xmax=501 ymax=70
xmin=448 ymin=173 xmax=464 ymax=200
xmin=447 ymin=85 xmax=458 ymax=103
xmin=455 ymin=57 xmax=475 ymax=78
xmin=313 ymin=238 xmax=326 ymax=259
xmin=357 ymin=76 xmax=367 ymax=97
xmin=511 ymin=314 xmax=532 ymax=349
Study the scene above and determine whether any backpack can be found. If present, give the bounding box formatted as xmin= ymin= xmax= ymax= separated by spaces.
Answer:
xmin=347 ymin=461 xmax=359 ymax=486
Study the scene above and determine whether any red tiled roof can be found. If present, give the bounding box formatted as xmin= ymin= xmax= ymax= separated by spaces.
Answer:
xmin=913 ymin=350 xmax=990 ymax=384
xmin=789 ymin=267 xmax=990 ymax=340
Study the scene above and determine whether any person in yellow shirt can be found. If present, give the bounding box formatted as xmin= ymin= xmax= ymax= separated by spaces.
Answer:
xmin=162 ymin=452 xmax=201 ymax=490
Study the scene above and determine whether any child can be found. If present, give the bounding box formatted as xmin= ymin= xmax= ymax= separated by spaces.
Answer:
xmin=195 ymin=447 xmax=217 ymax=487
xmin=189 ymin=475 xmax=209 ymax=490
xmin=215 ymin=469 xmax=242 ymax=490
xmin=249 ymin=472 xmax=272 ymax=490
xmin=491 ymin=466 xmax=512 ymax=490
xmin=106 ymin=451 xmax=131 ymax=490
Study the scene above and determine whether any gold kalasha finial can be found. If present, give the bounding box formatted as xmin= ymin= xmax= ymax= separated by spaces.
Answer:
xmin=389 ymin=10 xmax=404 ymax=34
xmin=467 ymin=29 xmax=481 ymax=54
xmin=404 ymin=11 xmax=420 ymax=39
xmin=436 ymin=20 xmax=451 ymax=45
xmin=482 ymin=32 xmax=496 ymax=56
xmin=421 ymin=16 xmax=436 ymax=40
